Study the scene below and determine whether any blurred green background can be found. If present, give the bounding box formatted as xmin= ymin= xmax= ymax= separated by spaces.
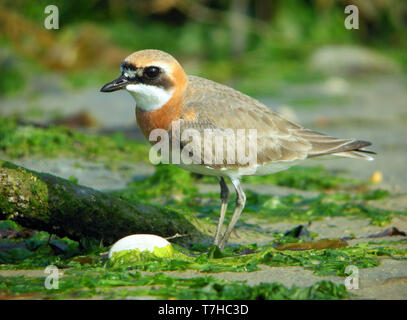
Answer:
xmin=1 ymin=0 xmax=406 ymax=97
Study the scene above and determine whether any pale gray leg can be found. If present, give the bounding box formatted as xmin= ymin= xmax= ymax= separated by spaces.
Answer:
xmin=213 ymin=177 xmax=229 ymax=246
xmin=218 ymin=177 xmax=246 ymax=250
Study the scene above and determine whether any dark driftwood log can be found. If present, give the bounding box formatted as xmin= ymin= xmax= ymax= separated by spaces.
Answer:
xmin=0 ymin=160 xmax=205 ymax=245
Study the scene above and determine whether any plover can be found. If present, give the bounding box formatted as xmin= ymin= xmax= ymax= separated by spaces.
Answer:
xmin=101 ymin=49 xmax=374 ymax=249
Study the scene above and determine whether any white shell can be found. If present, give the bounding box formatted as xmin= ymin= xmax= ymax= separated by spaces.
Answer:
xmin=108 ymin=234 xmax=172 ymax=258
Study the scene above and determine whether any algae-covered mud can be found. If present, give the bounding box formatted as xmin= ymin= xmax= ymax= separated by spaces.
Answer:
xmin=1 ymin=120 xmax=407 ymax=299
xmin=0 ymin=117 xmax=149 ymax=166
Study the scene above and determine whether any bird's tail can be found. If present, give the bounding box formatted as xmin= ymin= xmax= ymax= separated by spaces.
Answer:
xmin=300 ymin=129 xmax=376 ymax=161
xmin=331 ymin=148 xmax=376 ymax=161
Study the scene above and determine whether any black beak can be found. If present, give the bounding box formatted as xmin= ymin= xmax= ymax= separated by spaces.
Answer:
xmin=100 ymin=74 xmax=129 ymax=92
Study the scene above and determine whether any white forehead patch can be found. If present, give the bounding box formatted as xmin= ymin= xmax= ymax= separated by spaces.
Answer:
xmin=126 ymin=84 xmax=174 ymax=111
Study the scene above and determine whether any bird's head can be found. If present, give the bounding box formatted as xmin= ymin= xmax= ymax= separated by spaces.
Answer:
xmin=101 ymin=49 xmax=187 ymax=111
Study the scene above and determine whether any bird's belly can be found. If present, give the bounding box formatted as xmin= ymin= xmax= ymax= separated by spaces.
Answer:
xmin=175 ymin=163 xmax=228 ymax=177
xmin=175 ymin=160 xmax=300 ymax=179
xmin=252 ymin=160 xmax=301 ymax=176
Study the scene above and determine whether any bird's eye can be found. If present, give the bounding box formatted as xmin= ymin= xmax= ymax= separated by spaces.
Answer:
xmin=144 ymin=66 xmax=160 ymax=79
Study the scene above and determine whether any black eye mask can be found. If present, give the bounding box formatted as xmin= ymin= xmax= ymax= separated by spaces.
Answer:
xmin=101 ymin=62 xmax=174 ymax=92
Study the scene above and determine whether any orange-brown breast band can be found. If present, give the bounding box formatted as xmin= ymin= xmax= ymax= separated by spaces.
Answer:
xmin=136 ymin=97 xmax=181 ymax=139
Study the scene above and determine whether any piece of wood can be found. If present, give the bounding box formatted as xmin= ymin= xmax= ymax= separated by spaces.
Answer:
xmin=0 ymin=160 xmax=205 ymax=246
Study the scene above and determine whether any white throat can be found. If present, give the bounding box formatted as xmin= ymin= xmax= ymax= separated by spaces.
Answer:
xmin=126 ymin=84 xmax=174 ymax=111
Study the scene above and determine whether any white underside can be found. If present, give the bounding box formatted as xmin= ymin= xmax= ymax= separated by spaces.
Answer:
xmin=175 ymin=160 xmax=301 ymax=180
xmin=126 ymin=84 xmax=173 ymax=111
xmin=175 ymin=152 xmax=372 ymax=180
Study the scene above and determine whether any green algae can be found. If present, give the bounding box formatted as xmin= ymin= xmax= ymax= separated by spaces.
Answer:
xmin=1 ymin=218 xmax=406 ymax=299
xmin=112 ymin=164 xmax=396 ymax=225
xmin=113 ymin=164 xmax=198 ymax=201
xmin=0 ymin=237 xmax=404 ymax=299
xmin=110 ymin=162 xmax=402 ymax=229
xmin=104 ymin=242 xmax=407 ymax=276
xmin=122 ymin=183 xmax=399 ymax=227
xmin=108 ymin=245 xmax=176 ymax=268
xmin=240 ymin=190 xmax=398 ymax=226
xmin=0 ymin=271 xmax=348 ymax=300
xmin=3 ymin=217 xmax=406 ymax=277
xmin=0 ymin=116 xmax=149 ymax=166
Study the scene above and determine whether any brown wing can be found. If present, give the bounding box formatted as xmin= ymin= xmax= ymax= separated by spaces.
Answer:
xmin=173 ymin=75 xmax=373 ymax=167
